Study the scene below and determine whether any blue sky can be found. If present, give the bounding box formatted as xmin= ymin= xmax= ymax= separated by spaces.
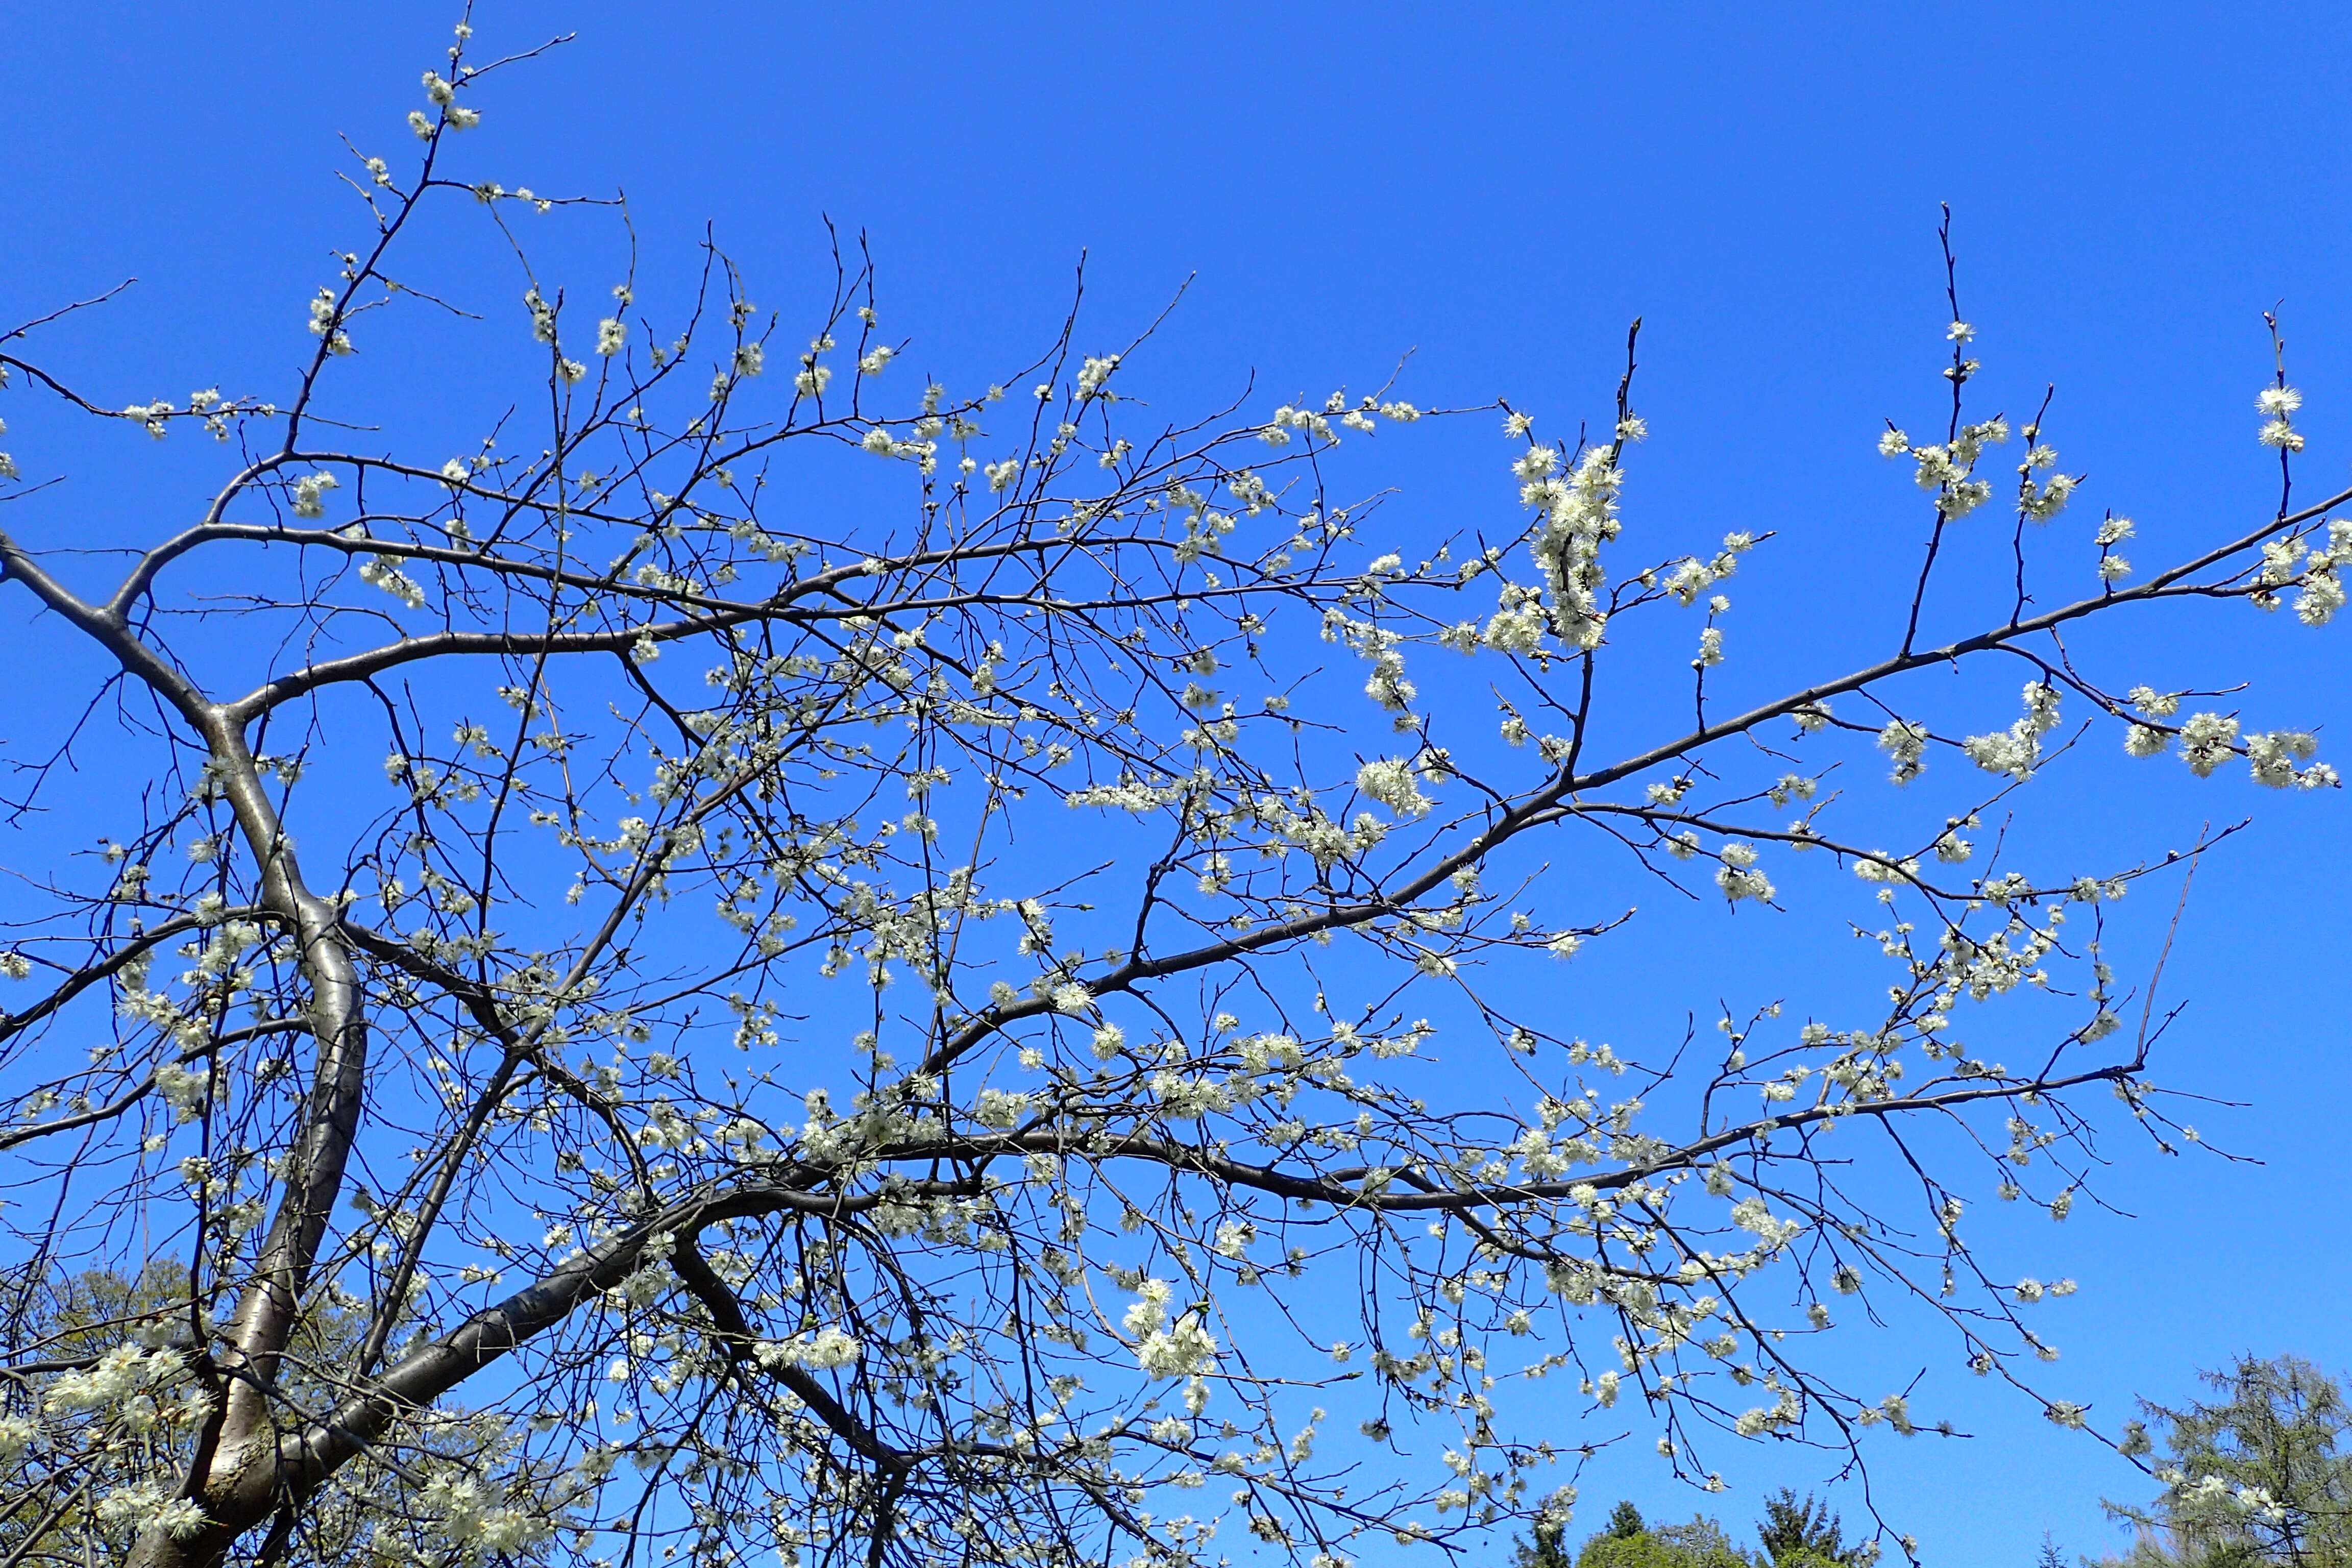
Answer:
xmin=6 ymin=5 xmax=2351 ymax=1565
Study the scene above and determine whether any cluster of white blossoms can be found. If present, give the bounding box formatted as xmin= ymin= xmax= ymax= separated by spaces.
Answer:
xmin=1260 ymin=391 xmax=1420 ymax=448
xmin=2246 ymin=728 xmax=2334 ymax=789
xmin=356 ymin=551 xmax=427 ymax=609
xmin=2093 ymin=513 xmax=2135 ymax=582
xmin=1694 ymin=623 xmax=1726 ymax=669
xmin=1713 ymin=842 xmax=1774 ymax=904
xmin=1513 ymin=427 xmax=1627 ymax=650
xmin=1 ymin=379 xmax=260 ymax=482
xmin=2146 ymin=1469 xmax=2292 ymax=1527
xmin=1661 ymin=532 xmax=1755 ymax=606
xmin=290 ymin=469 xmax=338 ymax=518
xmin=10 ymin=1343 xmax=226 ymax=1544
xmin=1123 ymin=1281 xmax=1220 ymax=1380
xmin=42 ymin=1344 xmax=190 ymax=1415
xmin=306 ymin=286 xmax=355 ymax=356
xmin=2251 ymin=516 xmax=2352 ymax=623
xmin=1961 ymin=682 xmax=2064 ymax=781
xmin=790 ymin=335 xmax=835 ymax=397
xmin=1355 ymin=755 xmax=1434 ymax=817
xmin=412 ymin=64 xmax=480 ymax=136
xmin=1877 ymin=719 xmax=1931 ymax=785
xmin=93 ymin=1482 xmax=208 ymax=1544
xmin=2015 ymin=431 xmax=2078 ymax=523
xmin=2258 ymin=382 xmax=2305 ymax=451
xmin=1879 ymin=413 xmax=2010 ymax=520
xmin=2125 ymin=700 xmax=2337 ymax=789
xmin=412 ymin=1474 xmax=550 ymax=1561
xmin=752 ymin=1326 xmax=863 ymax=1372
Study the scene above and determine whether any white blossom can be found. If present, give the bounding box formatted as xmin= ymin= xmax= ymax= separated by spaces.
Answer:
xmin=1356 ymin=757 xmax=1431 ymax=817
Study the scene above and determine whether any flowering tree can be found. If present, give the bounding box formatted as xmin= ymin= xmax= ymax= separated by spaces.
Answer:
xmin=0 ymin=30 xmax=2343 ymax=1568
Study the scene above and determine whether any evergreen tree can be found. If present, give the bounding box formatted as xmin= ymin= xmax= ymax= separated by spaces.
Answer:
xmin=2096 ymin=1355 xmax=2352 ymax=1568
xmin=1757 ymin=1489 xmax=1852 ymax=1566
xmin=1567 ymin=1506 xmax=1750 ymax=1568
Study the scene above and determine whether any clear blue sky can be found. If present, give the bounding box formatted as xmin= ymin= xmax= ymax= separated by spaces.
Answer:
xmin=5 ymin=5 xmax=2350 ymax=1565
